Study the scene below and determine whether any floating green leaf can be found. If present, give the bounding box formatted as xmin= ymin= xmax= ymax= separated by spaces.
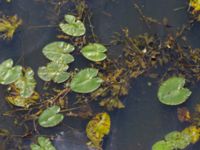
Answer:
xmin=152 ymin=140 xmax=173 ymax=150
xmin=38 ymin=62 xmax=70 ymax=83
xmin=157 ymin=77 xmax=192 ymax=105
xmin=164 ymin=131 xmax=191 ymax=149
xmin=81 ymin=43 xmax=107 ymax=62
xmin=70 ymin=68 xmax=103 ymax=93
xmin=31 ymin=136 xmax=56 ymax=150
xmin=0 ymin=59 xmax=22 ymax=85
xmin=38 ymin=105 xmax=64 ymax=128
xmin=59 ymin=14 xmax=86 ymax=36
xmin=14 ymin=68 xmax=36 ymax=98
xmin=42 ymin=41 xmax=75 ymax=65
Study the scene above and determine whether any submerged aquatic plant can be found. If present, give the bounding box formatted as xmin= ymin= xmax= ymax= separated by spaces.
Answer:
xmin=0 ymin=15 xmax=22 ymax=40
xmin=157 ymin=77 xmax=192 ymax=105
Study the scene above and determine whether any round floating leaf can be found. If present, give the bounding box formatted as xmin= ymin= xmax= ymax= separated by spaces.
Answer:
xmin=59 ymin=14 xmax=86 ymax=37
xmin=157 ymin=77 xmax=192 ymax=105
xmin=0 ymin=59 xmax=22 ymax=85
xmin=152 ymin=140 xmax=173 ymax=150
xmin=43 ymin=41 xmax=75 ymax=64
xmin=31 ymin=136 xmax=56 ymax=150
xmin=165 ymin=131 xmax=191 ymax=149
xmin=38 ymin=62 xmax=70 ymax=83
xmin=38 ymin=105 xmax=64 ymax=128
xmin=81 ymin=43 xmax=107 ymax=62
xmin=15 ymin=68 xmax=36 ymax=98
xmin=70 ymin=68 xmax=103 ymax=93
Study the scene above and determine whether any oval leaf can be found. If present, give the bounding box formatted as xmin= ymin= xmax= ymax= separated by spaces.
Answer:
xmin=31 ymin=136 xmax=56 ymax=150
xmin=81 ymin=43 xmax=107 ymax=62
xmin=38 ymin=105 xmax=64 ymax=127
xmin=157 ymin=77 xmax=192 ymax=105
xmin=152 ymin=140 xmax=173 ymax=150
xmin=0 ymin=59 xmax=22 ymax=85
xmin=38 ymin=62 xmax=70 ymax=83
xmin=70 ymin=68 xmax=103 ymax=93
xmin=15 ymin=68 xmax=36 ymax=98
xmin=43 ymin=41 xmax=75 ymax=64
xmin=59 ymin=14 xmax=86 ymax=37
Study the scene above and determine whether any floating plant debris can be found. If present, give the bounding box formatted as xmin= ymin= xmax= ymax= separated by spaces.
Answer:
xmin=0 ymin=15 xmax=22 ymax=40
xmin=157 ymin=77 xmax=192 ymax=105
xmin=86 ymin=112 xmax=111 ymax=149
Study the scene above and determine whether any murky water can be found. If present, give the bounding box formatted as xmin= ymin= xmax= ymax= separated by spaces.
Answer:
xmin=0 ymin=0 xmax=200 ymax=150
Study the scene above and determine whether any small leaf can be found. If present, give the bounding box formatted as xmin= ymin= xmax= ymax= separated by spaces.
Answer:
xmin=38 ymin=62 xmax=70 ymax=83
xmin=0 ymin=59 xmax=22 ymax=85
xmin=43 ymin=41 xmax=75 ymax=64
xmin=70 ymin=68 xmax=103 ymax=93
xmin=86 ymin=112 xmax=111 ymax=149
xmin=6 ymin=91 xmax=39 ymax=108
xmin=157 ymin=77 xmax=191 ymax=105
xmin=81 ymin=43 xmax=107 ymax=62
xmin=38 ymin=105 xmax=64 ymax=127
xmin=152 ymin=140 xmax=173 ymax=150
xmin=31 ymin=136 xmax=56 ymax=150
xmin=59 ymin=14 xmax=86 ymax=37
xmin=15 ymin=68 xmax=36 ymax=98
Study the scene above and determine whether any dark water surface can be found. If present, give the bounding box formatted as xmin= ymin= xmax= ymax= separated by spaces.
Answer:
xmin=0 ymin=0 xmax=200 ymax=150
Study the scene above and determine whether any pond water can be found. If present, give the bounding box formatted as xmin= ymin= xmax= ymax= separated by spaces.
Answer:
xmin=0 ymin=0 xmax=200 ymax=150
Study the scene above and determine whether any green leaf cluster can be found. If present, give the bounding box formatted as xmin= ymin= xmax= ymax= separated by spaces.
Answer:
xmin=38 ymin=41 xmax=74 ymax=83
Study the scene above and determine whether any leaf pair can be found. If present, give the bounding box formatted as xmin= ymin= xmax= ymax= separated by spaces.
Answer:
xmin=38 ymin=41 xmax=74 ymax=83
xmin=157 ymin=77 xmax=192 ymax=105
xmin=31 ymin=136 xmax=56 ymax=150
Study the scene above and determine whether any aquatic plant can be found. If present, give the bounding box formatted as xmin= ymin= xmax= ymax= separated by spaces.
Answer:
xmin=81 ymin=43 xmax=108 ymax=62
xmin=152 ymin=126 xmax=200 ymax=150
xmin=31 ymin=136 xmax=56 ymax=150
xmin=38 ymin=105 xmax=64 ymax=128
xmin=0 ymin=15 xmax=22 ymax=40
xmin=157 ymin=77 xmax=192 ymax=105
xmin=189 ymin=0 xmax=200 ymax=13
xmin=86 ymin=112 xmax=111 ymax=149
xmin=70 ymin=68 xmax=103 ymax=93
xmin=59 ymin=14 xmax=86 ymax=37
